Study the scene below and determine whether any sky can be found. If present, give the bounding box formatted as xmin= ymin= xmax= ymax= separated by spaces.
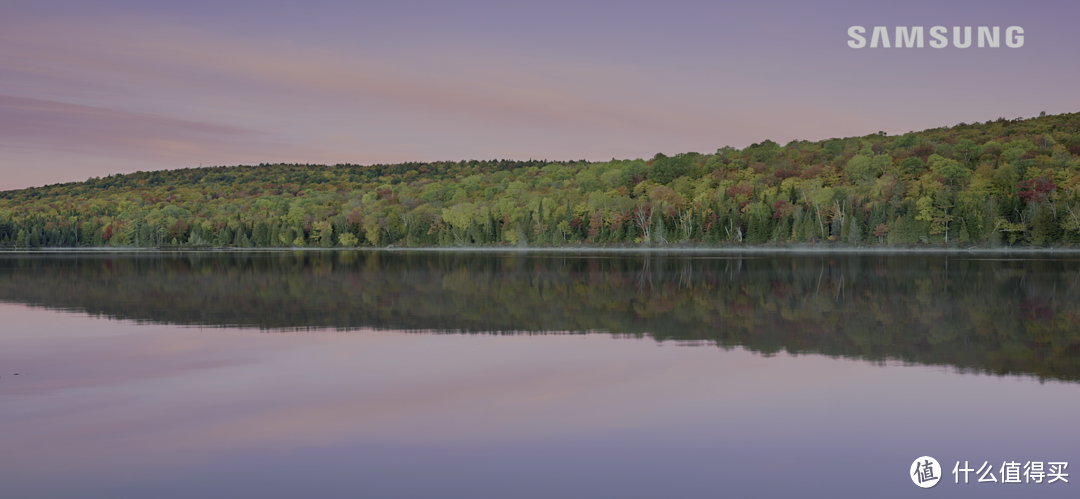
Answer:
xmin=2 ymin=0 xmax=1078 ymax=190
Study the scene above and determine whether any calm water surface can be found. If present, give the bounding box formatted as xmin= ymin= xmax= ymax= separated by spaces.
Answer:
xmin=1 ymin=251 xmax=1078 ymax=498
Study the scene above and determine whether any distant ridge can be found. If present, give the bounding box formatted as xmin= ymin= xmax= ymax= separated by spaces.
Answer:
xmin=2 ymin=112 xmax=1079 ymax=248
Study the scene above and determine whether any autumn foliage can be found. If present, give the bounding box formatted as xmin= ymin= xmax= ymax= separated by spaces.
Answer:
xmin=2 ymin=112 xmax=1080 ymax=248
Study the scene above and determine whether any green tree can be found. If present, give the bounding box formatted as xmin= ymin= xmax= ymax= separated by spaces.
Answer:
xmin=928 ymin=155 xmax=971 ymax=189
xmin=901 ymin=157 xmax=925 ymax=176
xmin=844 ymin=154 xmax=876 ymax=185
xmin=339 ymin=232 xmax=359 ymax=247
xmin=442 ymin=203 xmax=479 ymax=245
xmin=896 ymin=133 xmax=918 ymax=149
xmin=648 ymin=153 xmax=692 ymax=185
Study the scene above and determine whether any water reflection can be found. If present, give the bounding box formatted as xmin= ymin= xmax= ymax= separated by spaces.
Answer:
xmin=3 ymin=252 xmax=1080 ymax=498
xmin=1 ymin=250 xmax=1078 ymax=381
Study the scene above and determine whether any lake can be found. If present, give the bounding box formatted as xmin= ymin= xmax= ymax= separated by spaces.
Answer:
xmin=1 ymin=250 xmax=1078 ymax=498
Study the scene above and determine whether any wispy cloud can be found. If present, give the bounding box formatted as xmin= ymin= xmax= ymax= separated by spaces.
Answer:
xmin=2 ymin=2 xmax=1076 ymax=189
xmin=2 ymin=17 xmax=745 ymax=188
xmin=0 ymin=95 xmax=261 ymax=157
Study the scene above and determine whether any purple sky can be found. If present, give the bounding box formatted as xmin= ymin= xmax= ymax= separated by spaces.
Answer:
xmin=2 ymin=0 xmax=1078 ymax=190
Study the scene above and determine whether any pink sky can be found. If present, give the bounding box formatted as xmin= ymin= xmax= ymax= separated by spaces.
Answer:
xmin=2 ymin=0 xmax=1078 ymax=190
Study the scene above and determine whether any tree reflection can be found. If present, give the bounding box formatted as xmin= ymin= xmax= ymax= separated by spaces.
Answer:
xmin=1 ymin=251 xmax=1078 ymax=381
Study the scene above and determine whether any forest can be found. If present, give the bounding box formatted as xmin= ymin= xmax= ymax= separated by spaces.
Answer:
xmin=1 ymin=111 xmax=1079 ymax=248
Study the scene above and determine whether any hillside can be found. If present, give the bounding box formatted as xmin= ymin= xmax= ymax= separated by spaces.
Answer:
xmin=2 ymin=112 xmax=1080 ymax=248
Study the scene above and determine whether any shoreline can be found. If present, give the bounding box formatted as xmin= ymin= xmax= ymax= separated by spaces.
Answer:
xmin=4 ymin=245 xmax=1080 ymax=256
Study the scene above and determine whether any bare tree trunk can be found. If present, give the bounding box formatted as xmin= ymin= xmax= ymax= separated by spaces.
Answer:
xmin=678 ymin=209 xmax=693 ymax=241
xmin=634 ymin=205 xmax=652 ymax=243
xmin=654 ymin=216 xmax=668 ymax=244
xmin=725 ymin=222 xmax=743 ymax=243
